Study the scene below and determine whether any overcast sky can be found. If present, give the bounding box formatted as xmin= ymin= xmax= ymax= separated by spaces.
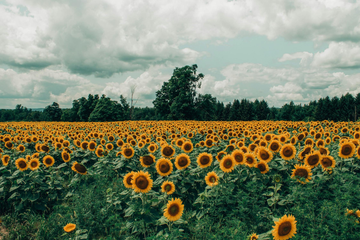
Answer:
xmin=1 ymin=0 xmax=360 ymax=109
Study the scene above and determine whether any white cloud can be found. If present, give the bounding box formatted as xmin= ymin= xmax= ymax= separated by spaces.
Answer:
xmin=279 ymin=52 xmax=314 ymax=66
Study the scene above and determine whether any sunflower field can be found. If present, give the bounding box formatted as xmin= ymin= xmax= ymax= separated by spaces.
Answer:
xmin=1 ymin=120 xmax=360 ymax=239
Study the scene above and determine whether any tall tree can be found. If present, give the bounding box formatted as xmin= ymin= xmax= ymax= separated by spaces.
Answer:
xmin=42 ymin=102 xmax=62 ymax=121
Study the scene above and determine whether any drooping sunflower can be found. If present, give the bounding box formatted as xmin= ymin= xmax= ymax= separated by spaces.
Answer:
xmin=182 ymin=141 xmax=193 ymax=153
xmin=140 ymin=154 xmax=156 ymax=167
xmin=43 ymin=155 xmax=55 ymax=167
xmin=156 ymin=158 xmax=173 ymax=176
xmin=63 ymin=223 xmax=76 ymax=233
xmin=163 ymin=198 xmax=184 ymax=222
xmin=197 ymin=152 xmax=213 ymax=168
xmin=205 ymin=171 xmax=219 ymax=187
xmin=255 ymin=161 xmax=269 ymax=174
xmin=29 ymin=158 xmax=40 ymax=171
xmin=244 ymin=153 xmax=257 ymax=167
xmin=123 ymin=171 xmax=135 ymax=188
xmin=2 ymin=155 xmax=10 ymax=166
xmin=291 ymin=164 xmax=312 ymax=184
xmin=339 ymin=141 xmax=356 ymax=159
xmin=320 ymin=155 xmax=336 ymax=170
xmin=272 ymin=214 xmax=297 ymax=240
xmin=175 ymin=153 xmax=191 ymax=170
xmin=161 ymin=145 xmax=175 ymax=158
xmin=61 ymin=151 xmax=71 ymax=162
xmin=268 ymin=140 xmax=281 ymax=152
xmin=304 ymin=151 xmax=321 ymax=168
xmin=15 ymin=158 xmax=28 ymax=171
xmin=279 ymin=144 xmax=296 ymax=160
xmin=219 ymin=155 xmax=236 ymax=173
xmin=71 ymin=161 xmax=87 ymax=175
xmin=256 ymin=146 xmax=273 ymax=163
xmin=231 ymin=149 xmax=245 ymax=165
xmin=131 ymin=171 xmax=153 ymax=193
xmin=161 ymin=180 xmax=175 ymax=195
xmin=249 ymin=233 xmax=259 ymax=240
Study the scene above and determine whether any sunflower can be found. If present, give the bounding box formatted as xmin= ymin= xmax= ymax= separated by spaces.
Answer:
xmin=216 ymin=151 xmax=227 ymax=162
xmin=279 ymin=144 xmax=296 ymax=160
xmin=255 ymin=161 xmax=269 ymax=174
xmin=256 ymin=147 xmax=273 ymax=163
xmin=299 ymin=146 xmax=312 ymax=160
xmin=231 ymin=149 xmax=245 ymax=165
xmin=61 ymin=151 xmax=71 ymax=162
xmin=205 ymin=138 xmax=213 ymax=147
xmin=95 ymin=146 xmax=105 ymax=158
xmin=291 ymin=164 xmax=312 ymax=184
xmin=197 ymin=152 xmax=213 ymax=168
xmin=319 ymin=147 xmax=329 ymax=156
xmin=269 ymin=140 xmax=281 ymax=152
xmin=175 ymin=153 xmax=191 ymax=170
xmin=131 ymin=171 xmax=153 ymax=193
xmin=163 ymin=198 xmax=184 ymax=222
xmin=71 ymin=161 xmax=87 ymax=175
xmin=15 ymin=158 xmax=28 ymax=171
xmin=339 ymin=141 xmax=356 ymax=159
xmin=304 ymin=151 xmax=321 ymax=168
xmin=272 ymin=214 xmax=297 ymax=240
xmin=156 ymin=158 xmax=173 ymax=176
xmin=249 ymin=233 xmax=259 ymax=240
xmin=2 ymin=155 xmax=10 ymax=166
xmin=161 ymin=145 xmax=175 ymax=158
xmin=182 ymin=141 xmax=193 ymax=153
xmin=32 ymin=153 xmax=39 ymax=159
xmin=88 ymin=141 xmax=97 ymax=151
xmin=43 ymin=155 xmax=55 ymax=167
xmin=5 ymin=141 xmax=13 ymax=149
xmin=175 ymin=139 xmax=184 ymax=148
xmin=116 ymin=139 xmax=124 ymax=148
xmin=17 ymin=144 xmax=25 ymax=152
xmin=320 ymin=155 xmax=336 ymax=170
xmin=161 ymin=180 xmax=175 ymax=195
xmin=29 ymin=158 xmax=40 ymax=171
xmin=81 ymin=141 xmax=89 ymax=150
xmin=219 ymin=155 xmax=235 ymax=173
xmin=148 ymin=144 xmax=157 ymax=153
xmin=122 ymin=146 xmax=134 ymax=159
xmin=205 ymin=171 xmax=219 ymax=187
xmin=140 ymin=154 xmax=156 ymax=167
xmin=123 ymin=171 xmax=135 ymax=188
xmin=304 ymin=138 xmax=314 ymax=147
xmin=63 ymin=223 xmax=76 ymax=233
xmin=244 ymin=153 xmax=257 ymax=167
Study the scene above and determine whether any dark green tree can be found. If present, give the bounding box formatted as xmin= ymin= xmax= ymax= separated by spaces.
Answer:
xmin=229 ymin=99 xmax=241 ymax=121
xmin=42 ymin=102 xmax=62 ymax=121
xmin=194 ymin=94 xmax=217 ymax=120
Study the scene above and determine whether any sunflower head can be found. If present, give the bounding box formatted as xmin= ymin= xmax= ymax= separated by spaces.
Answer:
xmin=339 ymin=141 xmax=356 ymax=159
xmin=197 ymin=152 xmax=213 ymax=168
xmin=269 ymin=140 xmax=281 ymax=152
xmin=2 ymin=155 xmax=10 ymax=166
xmin=123 ymin=171 xmax=135 ymax=188
xmin=161 ymin=145 xmax=175 ymax=158
xmin=231 ymin=149 xmax=245 ymax=165
xmin=140 ymin=155 xmax=155 ymax=167
xmin=156 ymin=158 xmax=173 ymax=176
xmin=61 ymin=151 xmax=71 ymax=162
xmin=205 ymin=171 xmax=219 ymax=187
xmin=220 ymin=155 xmax=236 ymax=173
xmin=131 ymin=171 xmax=153 ymax=193
xmin=255 ymin=161 xmax=269 ymax=174
xmin=320 ymin=155 xmax=336 ymax=170
xmin=248 ymin=233 xmax=259 ymax=240
xmin=15 ymin=158 xmax=28 ymax=171
xmin=122 ymin=146 xmax=135 ymax=159
xmin=257 ymin=147 xmax=273 ymax=162
xmin=280 ymin=144 xmax=296 ymax=160
xmin=244 ymin=153 xmax=257 ymax=167
xmin=216 ymin=151 xmax=227 ymax=162
xmin=304 ymin=151 xmax=321 ymax=168
xmin=29 ymin=158 xmax=40 ymax=171
xmin=163 ymin=198 xmax=184 ymax=222
xmin=71 ymin=161 xmax=87 ymax=175
xmin=175 ymin=153 xmax=191 ymax=170
xmin=161 ymin=180 xmax=175 ymax=195
xmin=272 ymin=215 xmax=297 ymax=240
xmin=182 ymin=141 xmax=193 ymax=153
xmin=291 ymin=164 xmax=312 ymax=184
xmin=95 ymin=146 xmax=105 ymax=158
xmin=43 ymin=155 xmax=55 ymax=167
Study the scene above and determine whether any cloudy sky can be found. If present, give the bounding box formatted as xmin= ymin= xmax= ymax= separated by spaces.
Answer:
xmin=1 ymin=0 xmax=360 ymax=109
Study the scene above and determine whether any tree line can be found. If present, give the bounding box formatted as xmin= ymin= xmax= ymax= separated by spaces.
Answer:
xmin=1 ymin=64 xmax=360 ymax=122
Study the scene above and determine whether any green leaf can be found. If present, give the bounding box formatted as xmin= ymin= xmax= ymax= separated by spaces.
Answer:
xmin=10 ymin=185 xmax=20 ymax=192
xmin=29 ymin=192 xmax=40 ymax=202
xmin=57 ymin=163 xmax=68 ymax=169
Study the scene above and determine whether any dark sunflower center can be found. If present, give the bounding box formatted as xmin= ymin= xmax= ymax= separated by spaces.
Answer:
xmin=163 ymin=146 xmax=174 ymax=156
xmin=150 ymin=146 xmax=155 ymax=151
xmin=307 ymin=155 xmax=319 ymax=166
xmin=19 ymin=161 xmax=27 ymax=168
xmin=184 ymin=144 xmax=191 ymax=151
xmin=126 ymin=175 xmax=133 ymax=185
xmin=282 ymin=147 xmax=293 ymax=157
xmin=89 ymin=143 xmax=96 ymax=149
xmin=4 ymin=157 xmax=9 ymax=163
xmin=319 ymin=148 xmax=327 ymax=155
xmin=124 ymin=149 xmax=133 ymax=157
xmin=178 ymin=157 xmax=188 ymax=167
xmin=31 ymin=161 xmax=38 ymax=167
xmin=209 ymin=176 xmax=216 ymax=183
xmin=270 ymin=143 xmax=279 ymax=151
xmin=142 ymin=156 xmax=154 ymax=165
xmin=301 ymin=148 xmax=311 ymax=157
xmin=228 ymin=145 xmax=235 ymax=151
xmin=341 ymin=145 xmax=352 ymax=155
xmin=234 ymin=154 xmax=243 ymax=163
xmin=321 ymin=158 xmax=332 ymax=167
xmin=224 ymin=159 xmax=232 ymax=168
xmin=75 ymin=164 xmax=87 ymax=173
xmin=42 ymin=145 xmax=49 ymax=152
xmin=63 ymin=153 xmax=69 ymax=160
xmin=177 ymin=141 xmax=183 ymax=146
xmin=305 ymin=140 xmax=312 ymax=145
xmin=246 ymin=157 xmax=254 ymax=164
xmin=165 ymin=184 xmax=171 ymax=192
xmin=135 ymin=176 xmax=148 ymax=189
xmin=159 ymin=162 xmax=170 ymax=173
xmin=45 ymin=158 xmax=53 ymax=165
xmin=258 ymin=163 xmax=266 ymax=172
xmin=20 ymin=146 xmax=24 ymax=151
xmin=295 ymin=169 xmax=308 ymax=178
xmin=200 ymin=156 xmax=210 ymax=165
xmin=218 ymin=153 xmax=225 ymax=160
xmin=169 ymin=204 xmax=179 ymax=216
xmin=278 ymin=222 xmax=292 ymax=236
xmin=260 ymin=150 xmax=269 ymax=160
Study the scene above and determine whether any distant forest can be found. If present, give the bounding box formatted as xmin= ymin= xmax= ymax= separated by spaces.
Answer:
xmin=1 ymin=65 xmax=359 ymax=122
